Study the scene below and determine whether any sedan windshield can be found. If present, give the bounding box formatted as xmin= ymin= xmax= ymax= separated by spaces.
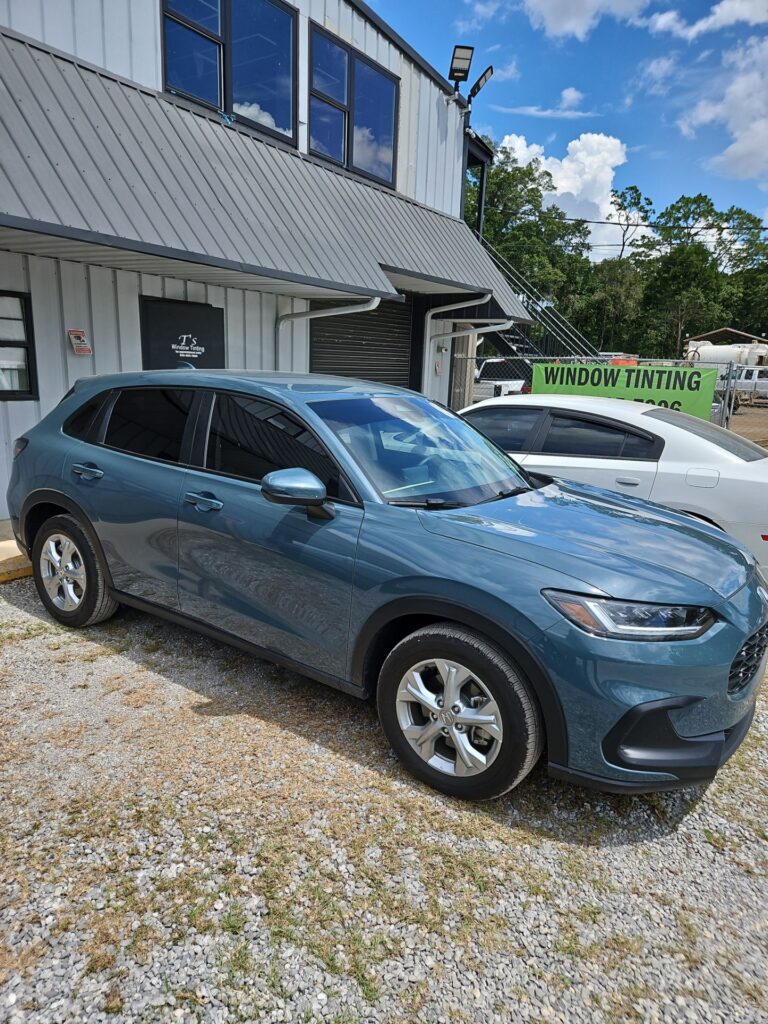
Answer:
xmin=310 ymin=395 xmax=529 ymax=506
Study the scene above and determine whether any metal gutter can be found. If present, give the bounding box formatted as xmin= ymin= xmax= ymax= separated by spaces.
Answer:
xmin=275 ymin=298 xmax=382 ymax=369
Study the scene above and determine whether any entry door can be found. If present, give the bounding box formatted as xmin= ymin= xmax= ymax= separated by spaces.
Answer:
xmin=176 ymin=391 xmax=363 ymax=679
xmin=140 ymin=297 xmax=225 ymax=369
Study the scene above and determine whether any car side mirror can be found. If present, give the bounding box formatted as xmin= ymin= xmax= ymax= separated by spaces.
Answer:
xmin=261 ymin=468 xmax=327 ymax=508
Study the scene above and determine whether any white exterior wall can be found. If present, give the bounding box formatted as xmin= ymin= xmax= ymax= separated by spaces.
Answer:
xmin=0 ymin=0 xmax=465 ymax=217
xmin=0 ymin=248 xmax=309 ymax=516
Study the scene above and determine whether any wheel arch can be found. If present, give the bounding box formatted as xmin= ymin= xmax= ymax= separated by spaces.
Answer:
xmin=21 ymin=489 xmax=114 ymax=589
xmin=351 ymin=597 xmax=568 ymax=765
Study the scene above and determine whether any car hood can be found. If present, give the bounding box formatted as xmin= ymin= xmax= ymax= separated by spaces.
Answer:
xmin=418 ymin=480 xmax=753 ymax=604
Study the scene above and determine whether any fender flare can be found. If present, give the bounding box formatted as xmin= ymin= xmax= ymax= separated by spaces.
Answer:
xmin=19 ymin=488 xmax=115 ymax=589
xmin=351 ymin=596 xmax=568 ymax=765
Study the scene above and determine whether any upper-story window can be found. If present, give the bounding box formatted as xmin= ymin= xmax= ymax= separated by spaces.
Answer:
xmin=309 ymin=26 xmax=398 ymax=186
xmin=163 ymin=0 xmax=297 ymax=143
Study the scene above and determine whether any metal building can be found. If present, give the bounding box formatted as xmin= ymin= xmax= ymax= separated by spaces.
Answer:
xmin=0 ymin=0 xmax=531 ymax=514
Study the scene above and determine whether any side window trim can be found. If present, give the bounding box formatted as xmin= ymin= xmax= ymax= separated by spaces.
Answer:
xmin=529 ymin=410 xmax=664 ymax=461
xmin=192 ymin=388 xmax=363 ymax=507
xmin=97 ymin=386 xmax=199 ymax=466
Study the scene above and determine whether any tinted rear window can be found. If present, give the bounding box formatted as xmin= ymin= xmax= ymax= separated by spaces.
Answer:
xmin=463 ymin=407 xmax=542 ymax=451
xmin=644 ymin=408 xmax=767 ymax=462
xmin=541 ymin=416 xmax=626 ymax=457
xmin=63 ymin=393 xmax=106 ymax=440
xmin=104 ymin=388 xmax=194 ymax=462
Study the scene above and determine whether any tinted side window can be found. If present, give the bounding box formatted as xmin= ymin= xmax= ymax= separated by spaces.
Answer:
xmin=63 ymin=393 xmax=106 ymax=440
xmin=206 ymin=393 xmax=346 ymax=499
xmin=541 ymin=416 xmax=625 ymax=457
xmin=464 ymin=407 xmax=541 ymax=451
xmin=622 ymin=432 xmax=658 ymax=459
xmin=104 ymin=389 xmax=194 ymax=462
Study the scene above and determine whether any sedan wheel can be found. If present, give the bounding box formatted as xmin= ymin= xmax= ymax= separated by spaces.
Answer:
xmin=396 ymin=658 xmax=503 ymax=777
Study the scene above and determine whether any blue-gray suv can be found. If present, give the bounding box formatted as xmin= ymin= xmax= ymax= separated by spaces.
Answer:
xmin=7 ymin=371 xmax=768 ymax=800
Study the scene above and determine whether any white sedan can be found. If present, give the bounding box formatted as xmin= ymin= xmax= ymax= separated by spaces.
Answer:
xmin=460 ymin=394 xmax=768 ymax=569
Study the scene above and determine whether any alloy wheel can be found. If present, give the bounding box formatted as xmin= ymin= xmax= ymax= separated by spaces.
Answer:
xmin=395 ymin=658 xmax=503 ymax=777
xmin=39 ymin=534 xmax=87 ymax=612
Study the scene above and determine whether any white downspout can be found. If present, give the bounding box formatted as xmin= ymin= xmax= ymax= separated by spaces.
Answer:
xmin=274 ymin=297 xmax=381 ymax=370
xmin=422 ymin=292 xmax=492 ymax=393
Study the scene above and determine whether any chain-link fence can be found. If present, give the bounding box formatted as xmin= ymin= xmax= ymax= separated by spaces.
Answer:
xmin=449 ymin=352 xmax=753 ymax=429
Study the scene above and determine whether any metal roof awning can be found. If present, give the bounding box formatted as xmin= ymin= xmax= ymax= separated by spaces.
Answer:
xmin=0 ymin=28 xmax=531 ymax=322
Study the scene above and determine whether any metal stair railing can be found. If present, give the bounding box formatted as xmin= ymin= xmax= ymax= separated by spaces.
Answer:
xmin=478 ymin=233 xmax=598 ymax=359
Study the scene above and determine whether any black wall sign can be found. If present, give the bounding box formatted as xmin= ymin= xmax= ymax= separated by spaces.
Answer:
xmin=140 ymin=298 xmax=225 ymax=370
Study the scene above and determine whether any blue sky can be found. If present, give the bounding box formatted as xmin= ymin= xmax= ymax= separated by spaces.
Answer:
xmin=368 ymin=1 xmax=768 ymax=254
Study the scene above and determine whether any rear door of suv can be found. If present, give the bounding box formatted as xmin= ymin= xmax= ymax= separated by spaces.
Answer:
xmin=176 ymin=389 xmax=364 ymax=679
xmin=62 ymin=386 xmax=198 ymax=607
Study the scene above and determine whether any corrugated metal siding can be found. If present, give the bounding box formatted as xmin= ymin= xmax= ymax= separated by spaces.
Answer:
xmin=0 ymin=28 xmax=529 ymax=319
xmin=0 ymin=0 xmax=161 ymax=88
xmin=310 ymin=296 xmax=413 ymax=386
xmin=0 ymin=0 xmax=464 ymax=217
xmin=0 ymin=249 xmax=309 ymax=516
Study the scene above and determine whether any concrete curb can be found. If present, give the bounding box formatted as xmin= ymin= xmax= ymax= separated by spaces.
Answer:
xmin=0 ymin=538 xmax=31 ymax=584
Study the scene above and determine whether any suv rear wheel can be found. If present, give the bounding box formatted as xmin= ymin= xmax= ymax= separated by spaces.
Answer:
xmin=377 ymin=623 xmax=543 ymax=800
xmin=32 ymin=514 xmax=118 ymax=628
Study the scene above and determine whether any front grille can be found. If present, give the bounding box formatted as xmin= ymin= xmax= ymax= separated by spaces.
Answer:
xmin=729 ymin=621 xmax=768 ymax=694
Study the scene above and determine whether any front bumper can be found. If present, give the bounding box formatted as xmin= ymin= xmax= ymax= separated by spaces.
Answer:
xmin=548 ymin=695 xmax=756 ymax=793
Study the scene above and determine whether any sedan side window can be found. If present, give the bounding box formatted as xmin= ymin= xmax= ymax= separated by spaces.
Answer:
xmin=540 ymin=416 xmax=626 ymax=457
xmin=104 ymin=388 xmax=194 ymax=462
xmin=463 ymin=407 xmax=542 ymax=451
xmin=206 ymin=392 xmax=350 ymax=500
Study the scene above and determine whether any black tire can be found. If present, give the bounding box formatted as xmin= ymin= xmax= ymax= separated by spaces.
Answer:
xmin=377 ymin=623 xmax=543 ymax=800
xmin=32 ymin=514 xmax=119 ymax=628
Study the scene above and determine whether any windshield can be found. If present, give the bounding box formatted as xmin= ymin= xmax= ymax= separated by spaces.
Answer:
xmin=644 ymin=408 xmax=767 ymax=462
xmin=310 ymin=395 xmax=529 ymax=506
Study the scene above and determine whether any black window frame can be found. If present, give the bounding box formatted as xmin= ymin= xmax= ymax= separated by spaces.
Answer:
xmin=530 ymin=410 xmax=665 ymax=462
xmin=0 ymin=291 xmax=38 ymax=402
xmin=192 ymin=389 xmax=362 ymax=507
xmin=96 ymin=387 xmax=202 ymax=467
xmin=161 ymin=0 xmax=299 ymax=148
xmin=309 ymin=22 xmax=399 ymax=188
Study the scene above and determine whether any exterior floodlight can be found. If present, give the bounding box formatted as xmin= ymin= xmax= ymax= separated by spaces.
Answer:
xmin=469 ymin=65 xmax=494 ymax=101
xmin=449 ymin=45 xmax=474 ymax=85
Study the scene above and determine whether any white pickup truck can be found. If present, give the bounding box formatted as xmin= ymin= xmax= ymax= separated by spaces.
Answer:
xmin=473 ymin=358 xmax=530 ymax=402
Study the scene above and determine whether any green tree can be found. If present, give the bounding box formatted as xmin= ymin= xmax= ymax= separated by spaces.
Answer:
xmin=465 ymin=145 xmax=591 ymax=305
xmin=607 ymin=186 xmax=654 ymax=260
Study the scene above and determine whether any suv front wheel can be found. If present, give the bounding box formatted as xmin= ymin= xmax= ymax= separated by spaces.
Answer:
xmin=32 ymin=514 xmax=119 ymax=628
xmin=377 ymin=623 xmax=543 ymax=800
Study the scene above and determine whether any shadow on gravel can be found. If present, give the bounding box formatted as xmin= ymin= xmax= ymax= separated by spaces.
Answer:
xmin=3 ymin=583 xmax=710 ymax=848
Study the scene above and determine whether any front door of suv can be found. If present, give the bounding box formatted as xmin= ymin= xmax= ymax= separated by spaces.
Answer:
xmin=63 ymin=386 xmax=197 ymax=607
xmin=176 ymin=391 xmax=363 ymax=679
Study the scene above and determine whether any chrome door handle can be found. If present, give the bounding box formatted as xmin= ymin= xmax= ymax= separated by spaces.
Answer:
xmin=616 ymin=477 xmax=640 ymax=487
xmin=71 ymin=463 xmax=104 ymax=481
xmin=184 ymin=491 xmax=223 ymax=512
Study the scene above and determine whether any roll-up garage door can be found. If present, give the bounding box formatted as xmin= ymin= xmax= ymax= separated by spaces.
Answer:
xmin=309 ymin=295 xmax=413 ymax=387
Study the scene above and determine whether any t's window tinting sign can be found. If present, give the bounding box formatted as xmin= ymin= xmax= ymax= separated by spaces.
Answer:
xmin=140 ymin=298 xmax=225 ymax=370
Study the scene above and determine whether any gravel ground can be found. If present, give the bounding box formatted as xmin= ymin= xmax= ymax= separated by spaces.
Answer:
xmin=0 ymin=579 xmax=766 ymax=1024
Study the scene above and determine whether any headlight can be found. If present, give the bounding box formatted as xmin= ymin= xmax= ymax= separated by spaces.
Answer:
xmin=543 ymin=590 xmax=715 ymax=641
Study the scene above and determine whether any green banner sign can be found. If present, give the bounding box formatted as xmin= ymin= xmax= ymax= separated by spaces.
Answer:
xmin=531 ymin=363 xmax=718 ymax=419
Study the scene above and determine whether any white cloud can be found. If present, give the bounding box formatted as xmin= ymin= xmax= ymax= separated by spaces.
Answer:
xmin=499 ymin=131 xmax=629 ymax=257
xmin=646 ymin=0 xmax=768 ymax=41
xmin=519 ymin=0 xmax=650 ymax=40
xmin=455 ymin=0 xmax=501 ymax=33
xmin=494 ymin=58 xmax=520 ymax=81
xmin=492 ymin=87 xmax=596 ymax=118
xmin=487 ymin=43 xmax=502 ymax=53
xmin=560 ymin=86 xmax=584 ymax=109
xmin=678 ymin=35 xmax=768 ymax=184
xmin=232 ymin=102 xmax=290 ymax=137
